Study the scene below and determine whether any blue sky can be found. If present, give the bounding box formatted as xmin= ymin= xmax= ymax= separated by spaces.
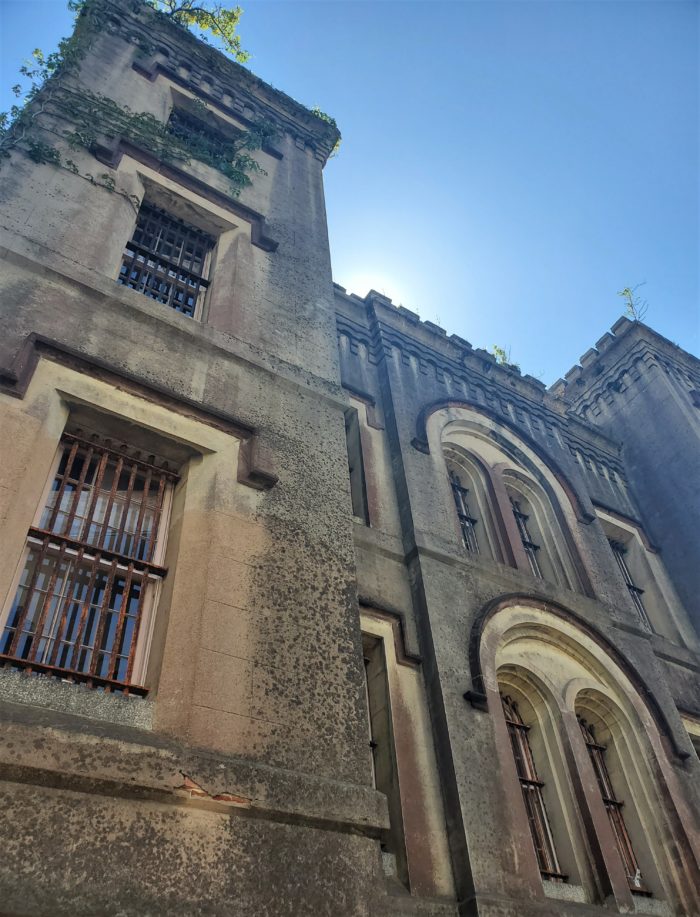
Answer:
xmin=1 ymin=0 xmax=698 ymax=383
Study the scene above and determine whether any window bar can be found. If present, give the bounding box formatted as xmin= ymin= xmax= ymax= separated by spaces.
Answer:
xmin=86 ymin=557 xmax=120 ymax=683
xmin=97 ymin=454 xmax=124 ymax=551
xmin=65 ymin=550 xmax=102 ymax=672
xmin=449 ymin=470 xmax=479 ymax=553
xmin=123 ymin=578 xmax=149 ymax=686
xmin=608 ymin=540 xmax=652 ymax=631
xmin=114 ymin=460 xmax=139 ymax=552
xmin=45 ymin=438 xmax=80 ymax=533
xmin=132 ymin=466 xmax=153 ymax=541
xmin=143 ymin=473 xmax=167 ymax=561
xmin=105 ymin=561 xmax=136 ymax=683
xmin=76 ymin=442 xmax=111 ymax=545
xmin=502 ymin=695 xmax=566 ymax=882
xmin=4 ymin=540 xmax=50 ymax=659
xmin=578 ymin=717 xmax=650 ymax=895
xmin=511 ymin=498 xmax=543 ymax=578
xmin=62 ymin=443 xmax=95 ymax=537
xmin=1 ymin=435 xmax=175 ymax=692
xmin=25 ymin=540 xmax=71 ymax=667
xmin=46 ymin=544 xmax=87 ymax=668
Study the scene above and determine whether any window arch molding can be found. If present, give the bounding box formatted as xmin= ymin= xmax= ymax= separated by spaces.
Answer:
xmin=430 ymin=406 xmax=593 ymax=594
xmin=502 ymin=469 xmax=582 ymax=590
xmin=467 ymin=595 xmax=689 ymax=762
xmin=413 ymin=398 xmax=594 ymax=525
xmin=470 ymin=598 xmax=700 ymax=912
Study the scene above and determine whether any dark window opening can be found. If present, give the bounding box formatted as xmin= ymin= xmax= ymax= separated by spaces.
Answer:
xmin=449 ymin=469 xmax=479 ymax=553
xmin=578 ymin=717 xmax=651 ymax=896
xmin=167 ymin=107 xmax=241 ymax=164
xmin=608 ymin=540 xmax=651 ymax=631
xmin=510 ymin=498 xmax=543 ymax=578
xmin=118 ymin=202 xmax=215 ymax=317
xmin=345 ymin=410 xmax=369 ymax=525
xmin=0 ymin=432 xmax=176 ymax=694
xmin=502 ymin=695 xmax=566 ymax=882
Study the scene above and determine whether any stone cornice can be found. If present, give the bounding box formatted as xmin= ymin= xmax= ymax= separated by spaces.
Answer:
xmin=86 ymin=0 xmax=340 ymax=164
xmin=334 ymin=288 xmax=625 ymax=467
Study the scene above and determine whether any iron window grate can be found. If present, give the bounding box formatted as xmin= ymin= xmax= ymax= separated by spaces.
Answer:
xmin=0 ymin=433 xmax=176 ymax=693
xmin=118 ymin=202 xmax=215 ymax=317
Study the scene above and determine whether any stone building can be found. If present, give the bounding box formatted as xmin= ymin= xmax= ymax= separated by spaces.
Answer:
xmin=0 ymin=2 xmax=698 ymax=915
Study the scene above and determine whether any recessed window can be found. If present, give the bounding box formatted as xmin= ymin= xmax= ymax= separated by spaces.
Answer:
xmin=449 ymin=469 xmax=479 ymax=554
xmin=509 ymin=496 xmax=543 ymax=578
xmin=607 ymin=539 xmax=651 ymax=631
xmin=118 ymin=201 xmax=215 ymax=318
xmin=578 ymin=716 xmax=650 ymax=896
xmin=167 ymin=107 xmax=237 ymax=163
xmin=345 ymin=409 xmax=369 ymax=525
xmin=0 ymin=432 xmax=175 ymax=692
xmin=501 ymin=694 xmax=566 ymax=883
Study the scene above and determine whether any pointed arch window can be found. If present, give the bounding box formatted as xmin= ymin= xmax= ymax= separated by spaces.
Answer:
xmin=578 ymin=716 xmax=649 ymax=895
xmin=510 ymin=497 xmax=542 ymax=578
xmin=449 ymin=469 xmax=479 ymax=553
xmin=501 ymin=694 xmax=566 ymax=882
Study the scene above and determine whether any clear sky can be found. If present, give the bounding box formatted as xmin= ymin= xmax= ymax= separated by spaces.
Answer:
xmin=1 ymin=0 xmax=698 ymax=383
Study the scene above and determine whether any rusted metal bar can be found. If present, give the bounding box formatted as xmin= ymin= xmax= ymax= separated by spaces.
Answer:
xmin=106 ymin=561 xmax=135 ymax=681
xmin=26 ymin=540 xmax=70 ymax=664
xmin=143 ymin=473 xmax=167 ymax=563
xmin=66 ymin=551 xmax=102 ymax=672
xmin=45 ymin=439 xmax=80 ymax=532
xmin=0 ymin=653 xmax=148 ymax=696
xmin=132 ymin=466 xmax=153 ymax=561
xmin=97 ymin=455 xmax=124 ymax=552
xmin=61 ymin=444 xmax=95 ymax=538
xmin=87 ymin=558 xmax=120 ymax=679
xmin=46 ymin=545 xmax=86 ymax=668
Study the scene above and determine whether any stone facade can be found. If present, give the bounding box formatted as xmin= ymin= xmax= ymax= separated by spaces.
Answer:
xmin=0 ymin=2 xmax=698 ymax=915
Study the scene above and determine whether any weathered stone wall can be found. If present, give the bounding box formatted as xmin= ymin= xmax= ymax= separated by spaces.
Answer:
xmin=553 ymin=317 xmax=700 ymax=633
xmin=335 ymin=287 xmax=700 ymax=915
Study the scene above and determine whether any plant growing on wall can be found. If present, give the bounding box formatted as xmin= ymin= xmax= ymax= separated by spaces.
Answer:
xmin=145 ymin=0 xmax=249 ymax=61
xmin=617 ymin=283 xmax=649 ymax=322
xmin=0 ymin=0 xmax=273 ymax=198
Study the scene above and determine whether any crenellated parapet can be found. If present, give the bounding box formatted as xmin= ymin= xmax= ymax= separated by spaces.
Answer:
xmin=550 ymin=317 xmax=700 ymax=422
xmin=334 ymin=285 xmax=639 ymax=518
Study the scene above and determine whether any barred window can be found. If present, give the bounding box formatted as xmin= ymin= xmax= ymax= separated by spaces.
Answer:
xmin=118 ymin=202 xmax=215 ymax=318
xmin=501 ymin=694 xmax=566 ymax=882
xmin=449 ymin=469 xmax=479 ymax=553
xmin=0 ymin=432 xmax=176 ymax=694
xmin=167 ymin=108 xmax=238 ymax=163
xmin=578 ymin=717 xmax=650 ymax=895
xmin=510 ymin=497 xmax=543 ymax=578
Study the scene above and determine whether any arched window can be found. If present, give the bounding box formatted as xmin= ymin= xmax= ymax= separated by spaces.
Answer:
xmin=500 ymin=693 xmax=565 ymax=882
xmin=577 ymin=715 xmax=648 ymax=895
xmin=479 ymin=603 xmax=700 ymax=911
xmin=574 ymin=693 xmax=669 ymax=900
xmin=444 ymin=449 xmax=501 ymax=561
xmin=435 ymin=410 xmax=586 ymax=592
xmin=504 ymin=474 xmax=579 ymax=590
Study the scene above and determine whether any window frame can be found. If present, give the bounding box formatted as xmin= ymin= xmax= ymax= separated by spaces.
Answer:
xmin=0 ymin=432 xmax=176 ymax=693
xmin=118 ymin=200 xmax=216 ymax=320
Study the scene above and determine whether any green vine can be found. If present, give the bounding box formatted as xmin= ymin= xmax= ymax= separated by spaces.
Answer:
xmin=1 ymin=0 xmax=276 ymax=197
